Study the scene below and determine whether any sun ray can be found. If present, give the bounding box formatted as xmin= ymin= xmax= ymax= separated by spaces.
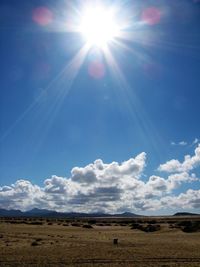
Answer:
xmin=103 ymin=45 xmax=164 ymax=158
xmin=0 ymin=43 xmax=90 ymax=142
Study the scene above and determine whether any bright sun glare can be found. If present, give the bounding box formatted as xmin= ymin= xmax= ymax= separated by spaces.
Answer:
xmin=79 ymin=6 xmax=120 ymax=48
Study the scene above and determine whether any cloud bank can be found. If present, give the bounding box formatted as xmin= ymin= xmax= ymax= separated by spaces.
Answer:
xmin=0 ymin=145 xmax=200 ymax=214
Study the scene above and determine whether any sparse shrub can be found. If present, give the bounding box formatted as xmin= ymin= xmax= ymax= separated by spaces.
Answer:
xmin=82 ymin=224 xmax=93 ymax=229
xmin=144 ymin=224 xmax=161 ymax=232
xmin=96 ymin=223 xmax=104 ymax=226
xmin=88 ymin=219 xmax=96 ymax=225
xmin=147 ymin=220 xmax=157 ymax=224
xmin=31 ymin=241 xmax=39 ymax=246
xmin=131 ymin=223 xmax=141 ymax=229
xmin=62 ymin=223 xmax=68 ymax=226
xmin=122 ymin=221 xmax=131 ymax=225
xmin=177 ymin=221 xmax=191 ymax=227
xmin=29 ymin=221 xmax=43 ymax=225
xmin=35 ymin=238 xmax=42 ymax=242
xmin=169 ymin=224 xmax=176 ymax=228
xmin=71 ymin=223 xmax=81 ymax=227
xmin=136 ymin=220 xmax=143 ymax=224
xmin=48 ymin=222 xmax=53 ymax=225
xmin=21 ymin=220 xmax=28 ymax=224
xmin=181 ymin=221 xmax=200 ymax=233
xmin=0 ymin=234 xmax=3 ymax=238
xmin=131 ymin=223 xmax=160 ymax=232
xmin=9 ymin=220 xmax=18 ymax=224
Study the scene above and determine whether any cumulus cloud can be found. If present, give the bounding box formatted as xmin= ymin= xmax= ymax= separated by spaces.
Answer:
xmin=0 ymin=147 xmax=199 ymax=213
xmin=159 ymin=144 xmax=200 ymax=173
xmin=0 ymin=180 xmax=43 ymax=211
xmin=161 ymin=189 xmax=200 ymax=210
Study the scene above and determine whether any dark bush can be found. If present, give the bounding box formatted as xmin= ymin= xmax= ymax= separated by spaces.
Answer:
xmin=177 ymin=221 xmax=191 ymax=227
xmin=82 ymin=224 xmax=93 ymax=229
xmin=131 ymin=223 xmax=160 ymax=232
xmin=131 ymin=223 xmax=141 ymax=229
xmin=105 ymin=223 xmax=111 ymax=226
xmin=144 ymin=224 xmax=161 ymax=232
xmin=88 ymin=220 xmax=96 ymax=225
xmin=31 ymin=241 xmax=39 ymax=246
xmin=71 ymin=223 xmax=81 ymax=227
xmin=62 ymin=223 xmax=68 ymax=226
xmin=29 ymin=221 xmax=43 ymax=225
xmin=182 ymin=221 xmax=200 ymax=233
xmin=147 ymin=220 xmax=157 ymax=224
xmin=96 ymin=223 xmax=104 ymax=226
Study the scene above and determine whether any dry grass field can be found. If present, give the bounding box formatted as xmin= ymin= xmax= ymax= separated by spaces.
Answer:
xmin=0 ymin=217 xmax=200 ymax=267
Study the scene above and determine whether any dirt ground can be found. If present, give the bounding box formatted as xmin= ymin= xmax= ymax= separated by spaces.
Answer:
xmin=0 ymin=220 xmax=200 ymax=267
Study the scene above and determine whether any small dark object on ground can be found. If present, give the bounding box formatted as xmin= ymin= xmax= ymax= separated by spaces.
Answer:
xmin=113 ymin=238 xmax=118 ymax=245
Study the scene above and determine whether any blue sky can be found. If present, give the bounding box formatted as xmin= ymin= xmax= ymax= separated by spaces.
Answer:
xmin=0 ymin=0 xmax=200 ymax=214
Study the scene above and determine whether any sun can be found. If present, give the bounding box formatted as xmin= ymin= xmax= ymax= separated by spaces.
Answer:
xmin=79 ymin=5 xmax=120 ymax=48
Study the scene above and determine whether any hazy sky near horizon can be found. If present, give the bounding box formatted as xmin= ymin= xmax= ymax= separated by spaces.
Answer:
xmin=0 ymin=0 xmax=200 ymax=214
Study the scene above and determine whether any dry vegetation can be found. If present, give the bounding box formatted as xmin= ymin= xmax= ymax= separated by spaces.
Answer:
xmin=0 ymin=216 xmax=200 ymax=266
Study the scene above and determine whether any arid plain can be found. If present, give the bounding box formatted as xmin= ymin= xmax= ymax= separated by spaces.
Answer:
xmin=0 ymin=217 xmax=200 ymax=267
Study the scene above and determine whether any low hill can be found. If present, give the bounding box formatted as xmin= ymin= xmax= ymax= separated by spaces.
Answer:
xmin=173 ymin=212 xmax=199 ymax=216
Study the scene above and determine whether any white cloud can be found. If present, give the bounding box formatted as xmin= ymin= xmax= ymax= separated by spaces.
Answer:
xmin=161 ymin=189 xmax=200 ymax=210
xmin=159 ymin=144 xmax=200 ymax=173
xmin=0 ymin=148 xmax=199 ymax=213
xmin=192 ymin=138 xmax=199 ymax=145
xmin=171 ymin=138 xmax=199 ymax=147
xmin=179 ymin=141 xmax=187 ymax=146
xmin=170 ymin=140 xmax=187 ymax=146
xmin=0 ymin=180 xmax=44 ymax=211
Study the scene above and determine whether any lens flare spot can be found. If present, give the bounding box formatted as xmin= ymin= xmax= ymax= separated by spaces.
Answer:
xmin=32 ymin=7 xmax=53 ymax=26
xmin=88 ymin=61 xmax=105 ymax=79
xmin=142 ymin=7 xmax=161 ymax=25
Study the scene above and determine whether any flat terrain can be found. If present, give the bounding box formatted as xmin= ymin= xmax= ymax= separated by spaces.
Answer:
xmin=0 ymin=217 xmax=200 ymax=266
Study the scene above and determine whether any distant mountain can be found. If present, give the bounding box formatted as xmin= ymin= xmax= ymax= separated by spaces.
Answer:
xmin=25 ymin=208 xmax=57 ymax=216
xmin=0 ymin=208 xmax=141 ymax=218
xmin=173 ymin=212 xmax=199 ymax=216
xmin=0 ymin=209 xmax=23 ymax=217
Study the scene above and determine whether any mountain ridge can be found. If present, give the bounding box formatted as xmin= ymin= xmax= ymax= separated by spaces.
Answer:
xmin=0 ymin=208 xmax=141 ymax=218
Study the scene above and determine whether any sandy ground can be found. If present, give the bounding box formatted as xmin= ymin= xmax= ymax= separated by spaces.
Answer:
xmin=0 ymin=221 xmax=200 ymax=266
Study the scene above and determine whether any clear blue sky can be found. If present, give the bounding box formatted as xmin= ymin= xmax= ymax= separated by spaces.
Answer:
xmin=0 ymin=0 xmax=200 ymax=214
